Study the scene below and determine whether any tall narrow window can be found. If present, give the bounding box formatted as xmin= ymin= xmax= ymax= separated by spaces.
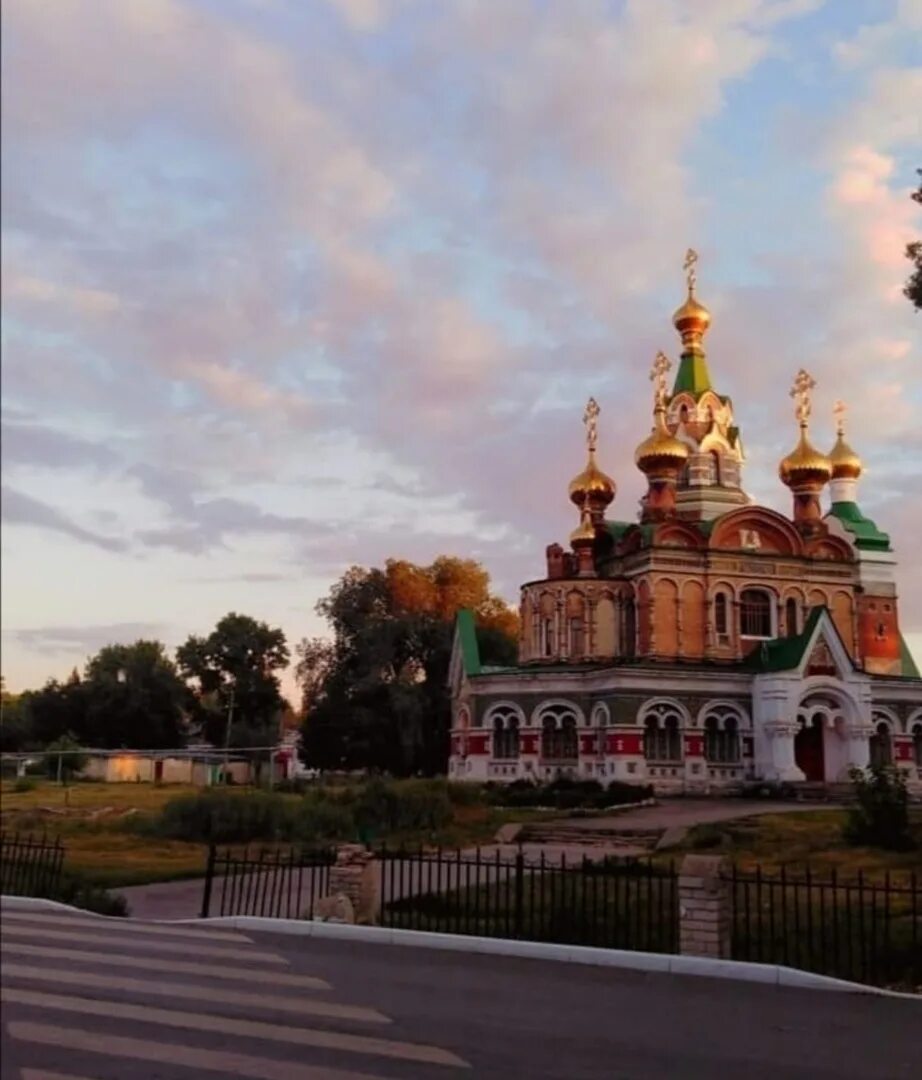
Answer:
xmin=569 ymin=617 xmax=585 ymax=657
xmin=740 ymin=589 xmax=772 ymax=638
xmin=714 ymin=593 xmax=728 ymax=637
xmin=708 ymin=451 xmax=721 ymax=485
xmin=869 ymin=722 xmax=892 ymax=768
xmin=643 ymin=709 xmax=683 ymax=762
xmin=704 ymin=716 xmax=740 ymax=763
xmin=542 ymin=618 xmax=554 ymax=657
xmin=785 ymin=598 xmax=800 ymax=636
xmin=913 ymin=723 xmax=922 ymax=768
xmin=623 ymin=598 xmax=637 ymax=658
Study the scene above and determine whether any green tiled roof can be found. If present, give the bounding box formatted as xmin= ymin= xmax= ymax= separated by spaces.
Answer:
xmin=900 ymin=634 xmax=921 ymax=679
xmin=827 ymin=501 xmax=891 ymax=551
xmin=747 ymin=606 xmax=840 ymax=673
xmin=455 ymin=609 xmax=481 ymax=676
xmin=602 ymin=521 xmax=634 ymax=543
xmin=671 ymin=350 xmax=713 ymax=397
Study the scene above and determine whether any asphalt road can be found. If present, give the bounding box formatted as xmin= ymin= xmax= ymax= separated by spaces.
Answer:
xmin=1 ymin=903 xmax=919 ymax=1079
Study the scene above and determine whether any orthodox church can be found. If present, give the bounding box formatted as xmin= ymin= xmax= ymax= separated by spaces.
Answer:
xmin=448 ymin=252 xmax=922 ymax=793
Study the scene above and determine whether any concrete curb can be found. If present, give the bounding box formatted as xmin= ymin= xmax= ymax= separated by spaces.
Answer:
xmin=3 ymin=894 xmax=918 ymax=1001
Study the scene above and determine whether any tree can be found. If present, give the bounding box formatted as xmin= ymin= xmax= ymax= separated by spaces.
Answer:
xmin=20 ymin=643 xmax=187 ymax=750
xmin=0 ymin=679 xmax=34 ymax=753
xmin=905 ymin=168 xmax=922 ymax=312
xmin=297 ymin=558 xmax=518 ymax=776
xmin=177 ymin=613 xmax=290 ymax=748
xmin=83 ymin=641 xmax=188 ymax=749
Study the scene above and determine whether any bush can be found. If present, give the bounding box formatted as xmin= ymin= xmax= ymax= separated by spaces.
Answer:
xmin=486 ymin=779 xmax=651 ymax=810
xmin=843 ymin=765 xmax=913 ymax=851
xmin=55 ymin=874 xmax=129 ymax=917
xmin=349 ymin=778 xmax=454 ymax=836
xmin=13 ymin=777 xmax=36 ymax=793
xmin=156 ymin=790 xmax=298 ymax=844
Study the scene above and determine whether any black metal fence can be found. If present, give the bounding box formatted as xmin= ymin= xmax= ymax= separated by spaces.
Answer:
xmin=0 ymin=832 xmax=65 ymax=898
xmin=200 ymin=845 xmax=335 ymax=919
xmin=378 ymin=848 xmax=679 ymax=953
xmin=726 ymin=865 xmax=921 ymax=988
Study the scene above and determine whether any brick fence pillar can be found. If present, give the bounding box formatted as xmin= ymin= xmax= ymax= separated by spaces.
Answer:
xmin=678 ymin=854 xmax=731 ymax=959
xmin=329 ymin=844 xmax=379 ymax=925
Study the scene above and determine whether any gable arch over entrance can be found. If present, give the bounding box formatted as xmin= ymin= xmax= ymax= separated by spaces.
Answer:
xmin=794 ymin=682 xmax=867 ymax=782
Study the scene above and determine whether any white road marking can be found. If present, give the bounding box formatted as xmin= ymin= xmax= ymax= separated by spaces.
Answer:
xmin=2 ymin=962 xmax=390 ymax=1024
xmin=2 ymin=909 xmax=249 ymax=942
xmin=0 ymin=923 xmax=286 ymax=963
xmin=1 ymin=942 xmax=330 ymax=989
xmin=11 ymin=1022 xmax=394 ymax=1080
xmin=2 ymin=987 xmax=470 ymax=1068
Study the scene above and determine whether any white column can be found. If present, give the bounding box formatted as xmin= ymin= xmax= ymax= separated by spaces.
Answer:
xmin=845 ymin=722 xmax=871 ymax=772
xmin=764 ymin=721 xmax=805 ymax=782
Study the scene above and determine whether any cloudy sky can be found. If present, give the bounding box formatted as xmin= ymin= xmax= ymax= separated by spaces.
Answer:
xmin=2 ymin=0 xmax=920 ymax=697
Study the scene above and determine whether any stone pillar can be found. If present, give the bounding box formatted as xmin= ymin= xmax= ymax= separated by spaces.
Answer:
xmin=678 ymin=854 xmax=731 ymax=959
xmin=844 ymin=722 xmax=871 ymax=772
xmin=765 ymin=720 xmax=804 ymax=782
xmin=328 ymin=844 xmax=379 ymax=925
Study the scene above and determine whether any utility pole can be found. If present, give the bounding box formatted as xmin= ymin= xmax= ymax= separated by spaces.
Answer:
xmin=223 ymin=685 xmax=235 ymax=785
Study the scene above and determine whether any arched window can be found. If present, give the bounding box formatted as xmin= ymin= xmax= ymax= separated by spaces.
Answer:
xmin=785 ymin=597 xmax=800 ymax=637
xmin=704 ymin=715 xmax=740 ymax=763
xmin=740 ymin=589 xmax=773 ymax=638
xmin=913 ymin=723 xmax=922 ymax=768
xmin=714 ymin=593 xmax=728 ymax=637
xmin=538 ymin=705 xmax=579 ymax=762
xmin=642 ymin=705 xmax=683 ymax=762
xmin=542 ymin=618 xmax=555 ymax=657
xmin=493 ymin=715 xmax=520 ymax=759
xmin=869 ymin=721 xmax=892 ymax=769
xmin=679 ymin=404 xmax=689 ymax=424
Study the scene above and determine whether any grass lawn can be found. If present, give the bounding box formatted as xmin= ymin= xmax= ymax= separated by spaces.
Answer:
xmin=672 ymin=808 xmax=922 ymax=880
xmin=0 ymin=780 xmax=554 ymax=886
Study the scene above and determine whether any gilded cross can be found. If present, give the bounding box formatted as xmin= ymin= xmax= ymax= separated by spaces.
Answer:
xmin=650 ymin=351 xmax=671 ymax=409
xmin=789 ymin=368 xmax=816 ymax=425
xmin=683 ymin=248 xmax=698 ymax=294
xmin=833 ymin=398 xmax=847 ymax=437
xmin=583 ymin=397 xmax=600 ymax=453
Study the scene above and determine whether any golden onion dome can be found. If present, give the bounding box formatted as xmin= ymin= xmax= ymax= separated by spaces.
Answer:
xmin=568 ymin=451 xmax=616 ymax=508
xmin=779 ymin=427 xmax=832 ymax=487
xmin=634 ymin=410 xmax=690 ymax=473
xmin=672 ymin=292 xmax=711 ymax=338
xmin=828 ymin=432 xmax=862 ymax=480
xmin=570 ymin=513 xmax=596 ymax=547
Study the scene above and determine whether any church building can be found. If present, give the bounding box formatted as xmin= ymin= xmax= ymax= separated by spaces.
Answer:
xmin=448 ymin=252 xmax=922 ymax=793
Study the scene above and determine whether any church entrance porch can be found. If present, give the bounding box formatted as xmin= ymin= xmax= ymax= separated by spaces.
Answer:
xmin=794 ymin=719 xmax=825 ymax=783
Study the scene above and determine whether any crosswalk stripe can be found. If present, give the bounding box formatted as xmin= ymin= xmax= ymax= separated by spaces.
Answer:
xmin=1 ymin=942 xmax=331 ymax=990
xmin=2 ymin=987 xmax=470 ymax=1068
xmin=2 ymin=909 xmax=249 ymax=943
xmin=10 ymin=1022 xmax=393 ymax=1080
xmin=2 ymin=962 xmax=390 ymax=1024
xmin=1 ymin=923 xmax=287 ymax=964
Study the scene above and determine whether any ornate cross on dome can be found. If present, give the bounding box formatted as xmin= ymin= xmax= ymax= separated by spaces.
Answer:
xmin=683 ymin=248 xmax=698 ymax=294
xmin=833 ymin=398 xmax=847 ymax=437
xmin=583 ymin=397 xmax=600 ymax=453
xmin=790 ymin=368 xmax=816 ymax=426
xmin=650 ymin=351 xmax=671 ymax=409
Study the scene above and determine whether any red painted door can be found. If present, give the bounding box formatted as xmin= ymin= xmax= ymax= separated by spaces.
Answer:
xmin=795 ymin=723 xmax=824 ymax=782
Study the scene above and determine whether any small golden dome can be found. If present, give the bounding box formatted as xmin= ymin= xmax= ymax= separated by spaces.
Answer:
xmin=634 ymin=411 xmax=690 ymax=473
xmin=779 ymin=427 xmax=832 ymax=487
xmin=568 ymin=452 xmax=616 ymax=508
xmin=570 ymin=513 xmax=596 ymax=547
xmin=828 ymin=432 xmax=862 ymax=480
xmin=672 ymin=292 xmax=711 ymax=337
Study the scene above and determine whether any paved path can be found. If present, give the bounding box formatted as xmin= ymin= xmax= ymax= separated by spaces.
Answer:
xmin=548 ymin=798 xmax=839 ymax=833
xmin=4 ymin=901 xmax=916 ymax=1078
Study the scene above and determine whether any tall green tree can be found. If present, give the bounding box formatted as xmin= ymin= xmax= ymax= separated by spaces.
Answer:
xmin=0 ymin=678 xmax=34 ymax=753
xmin=83 ymin=641 xmax=188 ymax=749
xmin=905 ymin=168 xmax=922 ymax=312
xmin=177 ymin=613 xmax=290 ymax=748
xmin=21 ymin=643 xmax=187 ymax=749
xmin=297 ymin=558 xmax=518 ymax=776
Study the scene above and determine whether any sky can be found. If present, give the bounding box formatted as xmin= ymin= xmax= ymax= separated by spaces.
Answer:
xmin=2 ymin=0 xmax=921 ymax=700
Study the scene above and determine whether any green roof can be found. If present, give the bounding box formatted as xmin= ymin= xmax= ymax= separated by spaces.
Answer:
xmin=455 ymin=609 xmax=481 ymax=676
xmin=671 ymin=349 xmax=713 ymax=397
xmin=827 ymin=501 xmax=891 ymax=551
xmin=747 ymin=606 xmax=835 ymax=673
xmin=602 ymin=521 xmax=633 ymax=543
xmin=900 ymin=634 xmax=921 ymax=679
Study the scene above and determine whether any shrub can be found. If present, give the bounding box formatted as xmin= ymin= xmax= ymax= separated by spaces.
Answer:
xmin=13 ymin=777 xmax=36 ymax=793
xmin=486 ymin=779 xmax=651 ymax=810
xmin=843 ymin=765 xmax=913 ymax=851
xmin=348 ymin=778 xmax=454 ymax=836
xmin=43 ymin=734 xmax=88 ymax=781
xmin=55 ymin=874 xmax=129 ymax=917
xmin=156 ymin=790 xmax=298 ymax=844
xmin=296 ymin=794 xmax=355 ymax=843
